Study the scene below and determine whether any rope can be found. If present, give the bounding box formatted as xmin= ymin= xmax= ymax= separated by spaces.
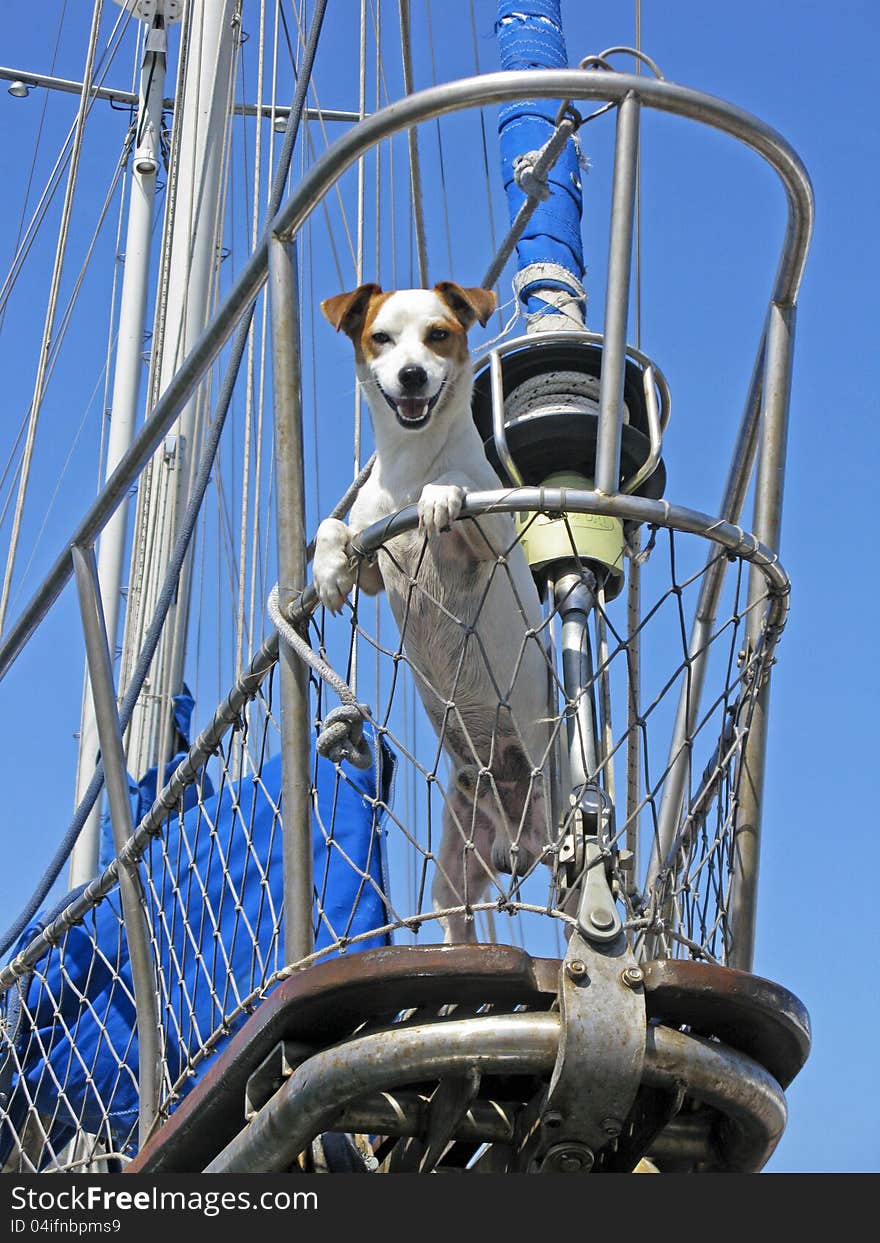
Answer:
xmin=502 ymin=368 xmax=634 ymax=430
xmin=481 ymin=113 xmax=581 ymax=293
xmin=268 ymin=585 xmax=372 ymax=770
xmin=267 ymin=453 xmax=378 ymax=772
xmin=513 ymin=262 xmax=587 ymax=332
xmin=478 ymin=295 xmax=522 ymax=350
xmin=0 ymin=126 xmax=78 ymax=325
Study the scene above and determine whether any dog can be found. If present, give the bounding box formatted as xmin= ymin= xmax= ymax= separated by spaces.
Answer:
xmin=313 ymin=281 xmax=551 ymax=942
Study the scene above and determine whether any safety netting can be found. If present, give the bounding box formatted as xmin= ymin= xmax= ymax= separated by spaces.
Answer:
xmin=0 ymin=497 xmax=785 ymax=1171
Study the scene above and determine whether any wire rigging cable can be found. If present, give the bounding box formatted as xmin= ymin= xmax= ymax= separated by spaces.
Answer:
xmin=0 ymin=1 xmax=134 ymax=323
xmin=96 ymin=14 xmax=146 ymax=494
xmin=235 ymin=0 xmax=267 ymax=681
xmin=0 ymin=0 xmax=135 ymax=636
xmin=10 ymin=137 xmax=134 ymax=603
xmin=0 ymin=0 xmax=70 ymax=336
xmin=398 ymin=0 xmax=429 ymax=287
xmin=0 ymin=0 xmax=331 ymax=962
xmin=123 ymin=0 xmax=244 ymax=774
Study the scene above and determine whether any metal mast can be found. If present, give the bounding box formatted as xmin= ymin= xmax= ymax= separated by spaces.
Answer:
xmin=70 ymin=0 xmax=178 ymax=886
xmin=120 ymin=0 xmax=239 ymax=782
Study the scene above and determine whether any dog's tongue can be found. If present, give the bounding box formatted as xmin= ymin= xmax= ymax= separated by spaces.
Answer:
xmin=397 ymin=397 xmax=429 ymax=422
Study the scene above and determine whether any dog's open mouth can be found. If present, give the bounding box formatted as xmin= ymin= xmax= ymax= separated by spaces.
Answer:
xmin=380 ymin=383 xmax=444 ymax=428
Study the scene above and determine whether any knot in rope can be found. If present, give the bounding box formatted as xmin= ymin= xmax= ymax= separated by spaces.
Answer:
xmin=513 ymin=149 xmax=553 ymax=201
xmin=316 ymin=703 xmax=373 ymax=770
xmin=267 ymin=583 xmax=374 ymax=772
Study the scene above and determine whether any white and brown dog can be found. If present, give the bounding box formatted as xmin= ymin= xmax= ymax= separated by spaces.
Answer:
xmin=314 ymin=281 xmax=550 ymax=942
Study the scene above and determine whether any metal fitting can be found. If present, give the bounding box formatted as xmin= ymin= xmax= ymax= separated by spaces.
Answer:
xmin=589 ymin=907 xmax=615 ymax=932
xmin=601 ymin=1117 xmax=622 ymax=1137
xmin=566 ymin=959 xmax=587 ymax=980
xmin=133 ymin=149 xmax=159 ymax=176
xmin=621 ymin=966 xmax=644 ymax=989
xmin=542 ymin=1110 xmax=563 ymax=1129
xmin=541 ymin=1142 xmax=595 ymax=1174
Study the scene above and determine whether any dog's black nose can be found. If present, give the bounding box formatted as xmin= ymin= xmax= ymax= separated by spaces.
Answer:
xmin=398 ymin=365 xmax=428 ymax=391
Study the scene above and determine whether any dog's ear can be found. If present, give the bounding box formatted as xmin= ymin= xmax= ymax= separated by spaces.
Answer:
xmin=321 ymin=283 xmax=383 ymax=338
xmin=434 ymin=282 xmax=497 ymax=330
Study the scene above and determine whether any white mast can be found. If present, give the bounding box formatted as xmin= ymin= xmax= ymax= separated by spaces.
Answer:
xmin=70 ymin=0 xmax=179 ymax=887
xmin=120 ymin=0 xmax=239 ymax=782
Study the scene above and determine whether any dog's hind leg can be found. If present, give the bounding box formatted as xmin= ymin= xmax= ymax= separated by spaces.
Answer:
xmin=480 ymin=738 xmax=551 ymax=883
xmin=432 ymin=777 xmax=496 ymax=944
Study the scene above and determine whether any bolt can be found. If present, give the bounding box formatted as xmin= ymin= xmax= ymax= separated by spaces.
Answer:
xmin=602 ymin=1116 xmax=622 ymax=1137
xmin=542 ymin=1142 xmax=595 ymax=1174
xmin=542 ymin=1110 xmax=563 ymax=1128
xmin=566 ymin=958 xmax=587 ymax=980
xmin=589 ymin=906 xmax=615 ymax=931
xmin=621 ymin=966 xmax=644 ymax=989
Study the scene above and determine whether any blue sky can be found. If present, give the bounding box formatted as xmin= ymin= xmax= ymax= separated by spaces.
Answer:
xmin=0 ymin=0 xmax=877 ymax=1173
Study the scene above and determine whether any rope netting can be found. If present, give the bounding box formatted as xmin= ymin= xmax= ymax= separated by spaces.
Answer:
xmin=0 ymin=496 xmax=785 ymax=1171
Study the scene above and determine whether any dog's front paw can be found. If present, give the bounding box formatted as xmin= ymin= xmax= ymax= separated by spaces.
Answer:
xmin=418 ymin=483 xmax=464 ymax=537
xmin=313 ymin=518 xmax=356 ymax=613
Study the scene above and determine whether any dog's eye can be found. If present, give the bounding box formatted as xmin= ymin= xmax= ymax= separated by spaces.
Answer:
xmin=371 ymin=331 xmax=391 ymax=345
xmin=428 ymin=327 xmax=449 ymax=342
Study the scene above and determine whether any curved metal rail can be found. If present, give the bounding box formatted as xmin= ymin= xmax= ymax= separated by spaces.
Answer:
xmin=0 ymin=61 xmax=813 ymax=1176
xmin=0 ymin=488 xmax=788 ymax=992
xmin=353 ymin=487 xmax=790 ymax=629
xmin=0 ymin=68 xmax=812 ymax=682
xmin=121 ymin=946 xmax=808 ymax=1175
xmin=204 ymin=1013 xmax=786 ymax=1174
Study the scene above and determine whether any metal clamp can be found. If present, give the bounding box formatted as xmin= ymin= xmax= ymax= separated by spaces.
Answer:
xmin=536 ymin=783 xmax=645 ymax=1170
xmin=557 ymin=786 xmax=622 ymax=944
xmin=533 ymin=923 xmax=646 ymax=1170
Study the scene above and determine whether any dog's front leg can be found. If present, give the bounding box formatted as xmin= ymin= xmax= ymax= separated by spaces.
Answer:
xmin=313 ymin=517 xmax=357 ymax=612
xmin=417 ymin=478 xmax=466 ymax=538
xmin=418 ymin=476 xmax=514 ymax=561
xmin=313 ymin=517 xmax=384 ymax=612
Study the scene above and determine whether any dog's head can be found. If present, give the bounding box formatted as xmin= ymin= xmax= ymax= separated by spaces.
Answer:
xmin=321 ymin=282 xmax=496 ymax=431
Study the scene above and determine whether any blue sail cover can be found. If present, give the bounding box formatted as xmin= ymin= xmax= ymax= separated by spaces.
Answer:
xmin=99 ymin=687 xmax=209 ymax=871
xmin=0 ymin=732 xmax=393 ymax=1162
xmin=496 ymin=0 xmax=585 ymax=314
